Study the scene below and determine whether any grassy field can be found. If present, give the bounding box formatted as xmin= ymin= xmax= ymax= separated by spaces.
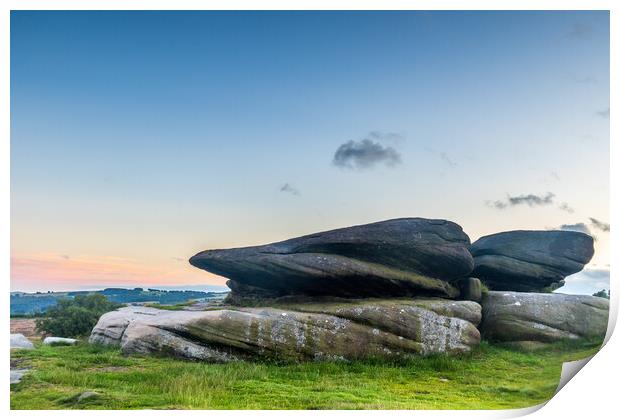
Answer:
xmin=10 ymin=339 xmax=602 ymax=410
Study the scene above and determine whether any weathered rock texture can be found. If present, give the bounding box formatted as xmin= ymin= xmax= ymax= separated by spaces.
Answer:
xmin=10 ymin=369 xmax=29 ymax=384
xmin=480 ymin=291 xmax=608 ymax=345
xmin=90 ymin=299 xmax=481 ymax=361
xmin=10 ymin=333 xmax=34 ymax=350
xmin=470 ymin=230 xmax=594 ymax=292
xmin=459 ymin=278 xmax=482 ymax=303
xmin=43 ymin=337 xmax=78 ymax=346
xmin=190 ymin=218 xmax=474 ymax=301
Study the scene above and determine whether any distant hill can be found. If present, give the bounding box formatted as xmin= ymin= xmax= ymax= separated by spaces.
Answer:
xmin=10 ymin=288 xmax=228 ymax=316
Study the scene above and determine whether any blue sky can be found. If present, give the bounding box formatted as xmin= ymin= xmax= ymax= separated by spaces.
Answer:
xmin=11 ymin=11 xmax=609 ymax=293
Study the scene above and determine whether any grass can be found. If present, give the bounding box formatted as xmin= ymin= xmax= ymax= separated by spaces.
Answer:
xmin=144 ymin=301 xmax=195 ymax=310
xmin=10 ymin=339 xmax=602 ymax=410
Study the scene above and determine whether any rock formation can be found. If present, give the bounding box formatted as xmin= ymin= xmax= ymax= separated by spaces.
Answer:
xmin=90 ymin=299 xmax=482 ymax=361
xmin=480 ymin=291 xmax=608 ymax=345
xmin=88 ymin=218 xmax=608 ymax=362
xmin=190 ymin=218 xmax=474 ymax=301
xmin=470 ymin=230 xmax=594 ymax=292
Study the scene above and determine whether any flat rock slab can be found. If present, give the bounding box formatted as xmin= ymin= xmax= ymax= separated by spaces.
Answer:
xmin=90 ymin=299 xmax=481 ymax=362
xmin=43 ymin=337 xmax=78 ymax=346
xmin=470 ymin=230 xmax=594 ymax=292
xmin=10 ymin=368 xmax=29 ymax=384
xmin=11 ymin=333 xmax=34 ymax=350
xmin=190 ymin=218 xmax=474 ymax=301
xmin=480 ymin=291 xmax=609 ymax=344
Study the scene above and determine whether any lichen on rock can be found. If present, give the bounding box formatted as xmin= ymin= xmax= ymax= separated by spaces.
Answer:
xmin=89 ymin=298 xmax=482 ymax=361
xmin=479 ymin=291 xmax=608 ymax=345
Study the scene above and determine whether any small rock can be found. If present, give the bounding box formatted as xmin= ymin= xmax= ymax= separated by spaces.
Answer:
xmin=10 ymin=368 xmax=29 ymax=384
xmin=43 ymin=337 xmax=78 ymax=346
xmin=11 ymin=333 xmax=34 ymax=350
xmin=77 ymin=391 xmax=100 ymax=402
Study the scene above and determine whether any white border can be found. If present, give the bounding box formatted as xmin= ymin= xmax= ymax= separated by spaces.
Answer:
xmin=3 ymin=2 xmax=616 ymax=419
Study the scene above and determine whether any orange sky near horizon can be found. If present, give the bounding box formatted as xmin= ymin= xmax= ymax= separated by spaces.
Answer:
xmin=10 ymin=11 xmax=609 ymax=294
xmin=10 ymin=252 xmax=227 ymax=292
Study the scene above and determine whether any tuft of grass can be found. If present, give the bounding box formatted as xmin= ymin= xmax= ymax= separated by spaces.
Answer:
xmin=479 ymin=282 xmax=490 ymax=295
xmin=144 ymin=301 xmax=194 ymax=311
xmin=10 ymin=339 xmax=602 ymax=410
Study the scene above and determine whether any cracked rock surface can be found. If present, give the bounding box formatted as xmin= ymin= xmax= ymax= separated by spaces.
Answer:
xmin=89 ymin=299 xmax=481 ymax=361
xmin=190 ymin=218 xmax=474 ymax=301
xmin=470 ymin=230 xmax=594 ymax=292
xmin=480 ymin=291 xmax=608 ymax=345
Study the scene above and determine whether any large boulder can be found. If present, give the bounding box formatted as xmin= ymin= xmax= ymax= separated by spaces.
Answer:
xmin=470 ymin=230 xmax=594 ymax=292
xmin=480 ymin=291 xmax=608 ymax=345
xmin=190 ymin=218 xmax=474 ymax=301
xmin=90 ymin=298 xmax=481 ymax=361
xmin=10 ymin=333 xmax=34 ymax=350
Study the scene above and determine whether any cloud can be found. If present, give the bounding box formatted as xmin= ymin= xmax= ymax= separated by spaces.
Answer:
xmin=280 ymin=183 xmax=300 ymax=196
xmin=172 ymin=257 xmax=185 ymax=262
xmin=558 ymin=223 xmax=592 ymax=235
xmin=509 ymin=192 xmax=555 ymax=207
xmin=557 ymin=267 xmax=610 ymax=296
xmin=568 ymin=23 xmax=593 ymax=39
xmin=558 ymin=202 xmax=575 ymax=213
xmin=60 ymin=255 xmax=70 ymax=260
xmin=421 ymin=145 xmax=459 ymax=168
xmin=333 ymin=137 xmax=402 ymax=170
xmin=580 ymin=267 xmax=611 ymax=279
xmin=439 ymin=152 xmax=457 ymax=167
xmin=485 ymin=200 xmax=508 ymax=210
xmin=486 ymin=192 xmax=555 ymax=210
xmin=596 ymin=108 xmax=610 ymax=119
xmin=590 ymin=217 xmax=610 ymax=232
xmin=368 ymin=131 xmax=404 ymax=143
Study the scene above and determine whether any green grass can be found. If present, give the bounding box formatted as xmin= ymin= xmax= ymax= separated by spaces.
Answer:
xmin=144 ymin=301 xmax=195 ymax=310
xmin=10 ymin=339 xmax=602 ymax=410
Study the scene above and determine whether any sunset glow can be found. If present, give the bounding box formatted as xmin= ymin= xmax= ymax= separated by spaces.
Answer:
xmin=11 ymin=252 xmax=226 ymax=292
xmin=11 ymin=11 xmax=609 ymax=293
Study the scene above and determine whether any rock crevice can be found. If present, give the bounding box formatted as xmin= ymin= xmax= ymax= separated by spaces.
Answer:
xmin=89 ymin=219 xmax=608 ymax=361
xmin=90 ymin=299 xmax=482 ymax=361
xmin=470 ymin=230 xmax=594 ymax=292
xmin=190 ymin=218 xmax=474 ymax=301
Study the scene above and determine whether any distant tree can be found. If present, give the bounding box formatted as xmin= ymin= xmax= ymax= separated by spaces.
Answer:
xmin=35 ymin=294 xmax=123 ymax=337
xmin=593 ymin=289 xmax=610 ymax=299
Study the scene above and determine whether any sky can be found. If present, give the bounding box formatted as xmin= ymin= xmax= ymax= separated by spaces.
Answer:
xmin=10 ymin=11 xmax=610 ymax=293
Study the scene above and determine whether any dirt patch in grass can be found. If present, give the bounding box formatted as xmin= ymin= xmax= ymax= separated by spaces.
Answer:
xmin=10 ymin=358 xmax=32 ymax=369
xmin=11 ymin=318 xmax=42 ymax=340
